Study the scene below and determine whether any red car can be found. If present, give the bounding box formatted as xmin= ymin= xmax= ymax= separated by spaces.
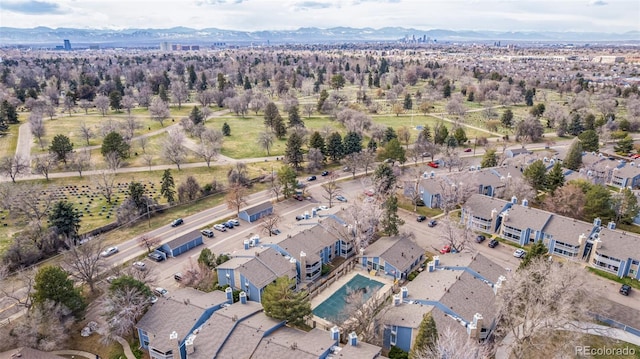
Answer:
xmin=440 ymin=245 xmax=451 ymax=254
xmin=427 ymin=162 xmax=439 ymax=168
xmin=631 ymin=154 xmax=640 ymax=159
xmin=464 ymin=148 xmax=472 ymax=152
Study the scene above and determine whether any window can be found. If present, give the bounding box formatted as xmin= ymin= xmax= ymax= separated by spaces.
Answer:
xmin=390 ymin=331 xmax=397 ymax=346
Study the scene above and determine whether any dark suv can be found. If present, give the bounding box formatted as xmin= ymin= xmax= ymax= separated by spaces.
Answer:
xmin=488 ymin=239 xmax=499 ymax=248
xmin=148 ymin=252 xmax=164 ymax=262
xmin=417 ymin=215 xmax=427 ymax=222
xmin=620 ymin=284 xmax=631 ymax=296
xmin=476 ymin=235 xmax=486 ymax=243
xmin=171 ymin=218 xmax=184 ymax=227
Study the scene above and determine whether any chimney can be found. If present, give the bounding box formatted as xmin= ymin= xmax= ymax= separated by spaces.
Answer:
xmin=433 ymin=255 xmax=440 ymax=266
xmin=427 ymin=261 xmax=435 ymax=272
xmin=511 ymin=196 xmax=517 ymax=204
xmin=493 ymin=275 xmax=506 ymax=294
xmin=185 ymin=335 xmax=195 ymax=355
xmin=225 ymin=287 xmax=233 ymax=303
xmin=401 ymin=286 xmax=408 ymax=299
xmin=593 ymin=217 xmax=602 ymax=227
xmin=244 ymin=239 xmax=250 ymax=250
xmin=348 ymin=332 xmax=358 ymax=346
xmin=239 ymin=291 xmax=247 ymax=304
xmin=473 ymin=313 xmax=484 ymax=332
xmin=330 ymin=326 xmax=340 ymax=341
xmin=522 ymin=198 xmax=528 ymax=207
xmin=491 ymin=208 xmax=497 ymax=219
xmin=299 ymin=251 xmax=307 ymax=282
xmin=467 ymin=322 xmax=478 ymax=339
xmin=393 ymin=294 xmax=401 ymax=306
xmin=607 ymin=221 xmax=616 ymax=230
xmin=502 ymin=211 xmax=509 ymax=222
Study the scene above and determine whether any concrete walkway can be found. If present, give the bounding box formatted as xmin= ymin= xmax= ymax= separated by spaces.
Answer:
xmin=52 ymin=349 xmax=100 ymax=359
xmin=114 ymin=336 xmax=136 ymax=359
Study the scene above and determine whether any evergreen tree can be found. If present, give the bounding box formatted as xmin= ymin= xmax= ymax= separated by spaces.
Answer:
xmin=101 ymin=131 xmax=130 ymax=160
xmin=127 ymin=181 xmax=146 ymax=211
xmin=443 ymin=81 xmax=451 ymax=98
xmin=0 ymin=100 xmax=19 ymax=127
xmin=263 ymin=102 xmax=280 ymax=129
xmin=545 ymin=162 xmax=565 ymax=194
xmin=189 ymin=106 xmax=204 ymax=125
xmin=373 ymin=163 xmax=397 ymax=197
xmin=317 ymin=89 xmax=329 ymax=111
xmin=287 ymin=106 xmax=303 ymax=127
xmin=481 ymin=148 xmax=498 ymax=168
xmin=384 ymin=127 xmax=397 ymax=144
xmin=453 ymin=127 xmax=467 ymax=146
xmin=33 ymin=266 xmax=86 ymax=317
xmin=198 ymin=248 xmax=217 ymax=270
xmin=519 ymin=241 xmax=549 ymax=270
xmin=327 ymin=132 xmax=344 ymax=161
xmin=262 ymin=277 xmax=311 ymax=327
xmin=109 ymin=90 xmax=122 ymax=111
xmin=188 ymin=65 xmax=197 ymax=89
xmin=568 ymin=113 xmax=584 ymax=136
xmin=380 ymin=138 xmax=406 ymax=164
xmin=409 ymin=312 xmax=438 ymax=358
xmin=343 ymin=131 xmax=363 ymax=156
xmin=584 ymin=184 xmax=614 ymax=222
xmin=445 ymin=135 xmax=458 ymax=148
xmin=49 ymin=134 xmax=74 ymax=164
xmin=418 ymin=125 xmax=432 ymax=143
xmin=158 ymin=84 xmax=169 ymax=102
xmin=367 ymin=139 xmax=378 ymax=152
xmin=433 ymin=123 xmax=448 ymax=145
xmin=523 ymin=160 xmax=548 ymax=192
xmin=564 ymin=140 xmax=583 ymax=171
xmin=49 ymin=200 xmax=81 ymax=239
xmin=381 ymin=195 xmax=404 ymax=236
xmin=614 ymin=135 xmax=634 ymax=155
xmin=243 ymin=76 xmax=252 ymax=90
xmin=222 ymin=122 xmax=231 ymax=136
xmin=273 ymin=116 xmax=287 ymax=139
xmin=278 ymin=166 xmax=298 ymax=198
xmin=308 ymin=131 xmax=326 ymax=155
xmin=403 ymin=93 xmax=413 ymax=110
xmin=524 ymin=89 xmax=535 ymax=106
xmin=160 ymin=169 xmax=176 ymax=204
xmin=614 ymin=187 xmax=640 ymax=225
xmin=501 ymin=109 xmax=514 ymax=128
xmin=285 ymin=132 xmax=304 ymax=170
xmin=199 ymin=72 xmax=208 ymax=91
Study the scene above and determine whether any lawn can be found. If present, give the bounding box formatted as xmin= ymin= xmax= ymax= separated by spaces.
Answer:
xmin=0 ymin=124 xmax=20 ymax=159
xmin=587 ymin=267 xmax=640 ymax=290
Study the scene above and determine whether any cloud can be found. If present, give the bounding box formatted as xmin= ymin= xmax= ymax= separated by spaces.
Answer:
xmin=293 ymin=1 xmax=335 ymax=10
xmin=352 ymin=0 xmax=400 ymax=4
xmin=196 ymin=0 xmax=246 ymax=5
xmin=3 ymin=0 xmax=61 ymax=14
xmin=589 ymin=0 xmax=607 ymax=5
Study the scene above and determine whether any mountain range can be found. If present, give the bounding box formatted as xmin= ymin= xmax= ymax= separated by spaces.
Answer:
xmin=1 ymin=26 xmax=638 ymax=47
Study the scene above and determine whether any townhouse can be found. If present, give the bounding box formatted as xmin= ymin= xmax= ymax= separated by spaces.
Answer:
xmin=462 ymin=193 xmax=640 ymax=279
xmin=379 ymin=253 xmax=506 ymax=352
xmin=360 ymin=235 xmax=425 ymax=281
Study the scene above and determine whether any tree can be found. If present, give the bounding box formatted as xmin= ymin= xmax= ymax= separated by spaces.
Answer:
xmin=49 ymin=134 xmax=73 ymax=164
xmin=94 ymin=94 xmax=110 ymax=116
xmin=438 ymin=215 xmax=475 ymax=253
xmin=49 ymin=201 xmax=81 ymax=239
xmin=501 ymin=108 xmax=514 ymax=128
xmin=79 ymin=121 xmax=94 ymax=146
xmin=543 ymin=182 xmax=586 ymax=219
xmin=260 ymin=214 xmax=281 ymax=237
xmin=9 ymin=299 xmax=73 ymax=351
xmin=138 ymin=235 xmax=161 ymax=254
xmin=612 ymin=187 xmax=639 ymax=225
xmin=101 ymin=276 xmax=151 ymax=342
xmin=522 ymin=160 xmax=547 ymax=192
xmin=121 ymin=95 xmax=136 ymax=114
xmin=287 ymin=105 xmax=303 ymax=127
xmin=162 ymin=129 xmax=187 ymax=170
xmin=94 ymin=170 xmax=116 ymax=204
xmin=326 ymin=132 xmax=344 ymax=161
xmin=277 ymin=166 xmax=298 ymax=199
xmin=262 ymin=276 xmax=312 ymax=327
xmin=101 ymin=131 xmax=130 ymax=160
xmin=0 ymin=154 xmax=29 ymax=183
xmin=578 ymin=129 xmax=599 ymax=152
xmin=409 ymin=312 xmax=438 ymax=358
xmin=379 ymin=138 xmax=406 ymax=164
xmin=563 ymin=139 xmax=583 ymax=171
xmin=149 ymin=96 xmax=170 ymax=127
xmin=496 ymin=259 xmax=595 ymax=359
xmin=197 ymin=129 xmax=222 ymax=167
xmin=433 ymin=122 xmax=448 ymax=145
xmin=518 ymin=240 xmax=548 ymax=270
xmin=225 ymin=183 xmax=248 ymax=215
xmin=416 ymin=326 xmax=489 ymax=359
xmin=309 ymin=131 xmax=326 ymax=155
xmin=33 ymin=266 xmax=86 ymax=317
xmin=263 ymin=102 xmax=280 ymax=129
xmin=177 ymin=176 xmax=201 ymax=203
xmin=545 ymin=162 xmax=565 ymax=194
xmin=198 ymin=248 xmax=217 ymax=270
xmin=481 ymin=148 xmax=498 ymax=168
xmin=373 ymin=163 xmax=396 ymax=198
xmin=62 ymin=237 xmax=106 ymax=293
xmin=170 ymin=81 xmax=189 ymax=109
xmin=307 ymin=148 xmax=324 ymax=172
xmin=380 ymin=195 xmax=404 ymax=236
xmin=29 ymin=112 xmax=46 ymax=149
xmin=330 ymin=73 xmax=346 ymax=91
xmin=258 ymin=131 xmax=275 ymax=155
xmin=583 ymin=184 xmax=613 ymax=222
xmin=524 ymin=88 xmax=535 ymax=106
xmin=452 ymin=127 xmax=467 ymax=146
xmin=322 ymin=172 xmax=342 ymax=208
xmin=160 ymin=168 xmax=176 ymax=204
xmin=189 ymin=106 xmax=204 ymax=125
xmin=396 ymin=126 xmax=411 ymax=148
xmin=343 ymin=131 xmax=363 ymax=156
xmin=109 ymin=90 xmax=122 ymax=111
xmin=285 ymin=132 xmax=304 ymax=170
xmin=403 ymin=93 xmax=413 ymax=110
xmin=222 ymin=122 xmax=231 ymax=136
xmin=34 ymin=153 xmax=57 ymax=181
xmin=614 ymin=134 xmax=634 ymax=155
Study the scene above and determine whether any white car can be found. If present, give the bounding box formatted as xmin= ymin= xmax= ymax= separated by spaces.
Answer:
xmin=214 ymin=224 xmax=227 ymax=232
xmin=318 ymin=205 xmax=329 ymax=210
xmin=100 ymin=246 xmax=119 ymax=257
xmin=132 ymin=261 xmax=146 ymax=270
xmin=229 ymin=218 xmax=240 ymax=226
xmin=513 ymin=249 xmax=527 ymax=258
xmin=154 ymin=287 xmax=168 ymax=297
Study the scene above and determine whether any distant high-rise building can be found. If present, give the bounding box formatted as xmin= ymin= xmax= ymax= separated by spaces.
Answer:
xmin=159 ymin=42 xmax=171 ymax=51
xmin=63 ymin=39 xmax=71 ymax=51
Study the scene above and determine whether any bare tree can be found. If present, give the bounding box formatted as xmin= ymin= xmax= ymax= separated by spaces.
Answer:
xmin=0 ymin=155 xmax=29 ymax=183
xmin=225 ymin=183 xmax=248 ymax=215
xmin=321 ymin=172 xmax=342 ymax=208
xmin=303 ymin=103 xmax=315 ymax=118
xmin=197 ymin=129 xmax=223 ymax=167
xmin=11 ymin=299 xmax=73 ymax=351
xmin=138 ymin=235 xmax=161 ymax=253
xmin=0 ymin=264 xmax=37 ymax=311
xmin=61 ymin=237 xmax=106 ymax=293
xmin=70 ymin=149 xmax=91 ymax=178
xmin=342 ymin=152 xmax=361 ymax=179
xmin=329 ymin=281 xmax=388 ymax=344
xmin=29 ymin=112 xmax=46 ymax=149
xmin=105 ymin=151 xmax=124 ymax=172
xmin=121 ymin=116 xmax=141 ymax=147
xmin=496 ymin=258 xmax=598 ymax=359
xmin=397 ymin=126 xmax=412 ymax=148
xmin=78 ymin=99 xmax=92 ymax=114
xmin=446 ymin=93 xmax=466 ymax=117
xmin=197 ymin=89 xmax=215 ymax=107
xmin=162 ymin=128 xmax=187 ymax=170
xmin=270 ymin=173 xmax=283 ymax=201
xmin=360 ymin=149 xmax=376 ymax=175
xmin=170 ymin=81 xmax=189 ymax=109
xmin=33 ymin=153 xmax=57 ymax=181
xmin=100 ymin=286 xmax=150 ymax=343
xmin=416 ymin=325 xmax=491 ymax=359
xmin=121 ymin=95 xmax=136 ymax=114
xmin=149 ymin=96 xmax=170 ymax=127
xmin=260 ymin=213 xmax=281 ymax=237
xmin=138 ymin=136 xmax=149 ymax=154
xmin=94 ymin=170 xmax=116 ymax=204
xmin=328 ymin=198 xmax=383 ymax=251
xmin=258 ymin=131 xmax=275 ymax=155
xmin=307 ymin=147 xmax=324 ymax=172
xmin=94 ymin=94 xmax=110 ymax=116
xmin=62 ymin=96 xmax=75 ymax=116
xmin=435 ymin=176 xmax=476 ymax=214
xmin=142 ymin=152 xmax=154 ymax=170
xmin=438 ymin=216 xmax=475 ymax=253
xmin=79 ymin=121 xmax=94 ymax=146
xmin=0 ymin=183 xmax=53 ymax=229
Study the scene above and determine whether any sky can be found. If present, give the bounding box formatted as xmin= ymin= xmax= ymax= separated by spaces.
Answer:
xmin=0 ymin=0 xmax=638 ymax=33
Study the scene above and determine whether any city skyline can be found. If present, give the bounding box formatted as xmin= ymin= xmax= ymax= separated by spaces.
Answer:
xmin=1 ymin=0 xmax=638 ymax=34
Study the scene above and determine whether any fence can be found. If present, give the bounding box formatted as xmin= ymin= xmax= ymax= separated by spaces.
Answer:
xmin=304 ymin=257 xmax=358 ymax=300
xmin=592 ymin=313 xmax=640 ymax=337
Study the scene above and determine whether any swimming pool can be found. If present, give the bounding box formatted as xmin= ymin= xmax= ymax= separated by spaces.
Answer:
xmin=313 ymin=274 xmax=384 ymax=320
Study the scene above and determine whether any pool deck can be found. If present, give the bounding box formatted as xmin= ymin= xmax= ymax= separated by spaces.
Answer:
xmin=309 ymin=268 xmax=395 ymax=329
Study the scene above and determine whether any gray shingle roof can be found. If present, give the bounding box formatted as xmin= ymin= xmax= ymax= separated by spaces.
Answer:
xmin=502 ymin=203 xmax=552 ymax=231
xmin=333 ymin=340 xmax=382 ymax=358
xmin=542 ymin=216 xmax=595 ymax=246
xmin=208 ymin=312 xmax=282 ymax=359
xmin=276 ymin=224 xmax=339 ymax=263
xmin=463 ymin=194 xmax=509 ymax=220
xmin=364 ymin=236 xmax=423 ymax=273
xmin=595 ymin=228 xmax=640 ymax=261
xmin=243 ymin=201 xmax=274 ymax=216
xmin=252 ymin=327 xmax=336 ymax=359
xmin=165 ymin=229 xmax=201 ymax=249
xmin=237 ymin=248 xmax=297 ymax=289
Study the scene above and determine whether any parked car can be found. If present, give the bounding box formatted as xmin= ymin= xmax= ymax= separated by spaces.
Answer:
xmin=201 ymin=229 xmax=215 ymax=238
xmin=100 ymin=246 xmax=119 ymax=258
xmin=488 ymin=239 xmax=499 ymax=248
xmin=336 ymin=195 xmax=348 ymax=202
xmin=229 ymin=218 xmax=240 ymax=226
xmin=476 ymin=235 xmax=486 ymax=243
xmin=513 ymin=249 xmax=527 ymax=258
xmin=295 ymin=215 xmax=305 ymax=221
xmin=293 ymin=194 xmax=304 ymax=201
xmin=464 ymin=148 xmax=472 ymax=152
xmin=364 ymin=189 xmax=375 ymax=197
xmin=417 ymin=215 xmax=427 ymax=222
xmin=132 ymin=261 xmax=146 ymax=270
xmin=440 ymin=244 xmax=452 ymax=254
xmin=171 ymin=218 xmax=184 ymax=227
xmin=318 ymin=205 xmax=329 ymax=210
xmin=224 ymin=221 xmax=235 ymax=229
xmin=427 ymin=161 xmax=439 ymax=168
xmin=154 ymin=287 xmax=169 ymax=297
xmin=620 ymin=284 xmax=631 ymax=296
xmin=307 ymin=175 xmax=317 ymax=181
xmin=106 ymin=275 xmax=118 ymax=283
xmin=149 ymin=295 xmax=158 ymax=304
xmin=427 ymin=219 xmax=437 ymax=227
xmin=214 ymin=224 xmax=227 ymax=232
xmin=173 ymin=273 xmax=183 ymax=282
xmin=271 ymin=228 xmax=281 ymax=235
xmin=148 ymin=252 xmax=164 ymax=262
xmin=415 ymin=198 xmax=425 ymax=207
xmin=631 ymin=154 xmax=640 ymax=159
xmin=296 ymin=182 xmax=306 ymax=188
xmin=321 ymin=171 xmax=330 ymax=176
